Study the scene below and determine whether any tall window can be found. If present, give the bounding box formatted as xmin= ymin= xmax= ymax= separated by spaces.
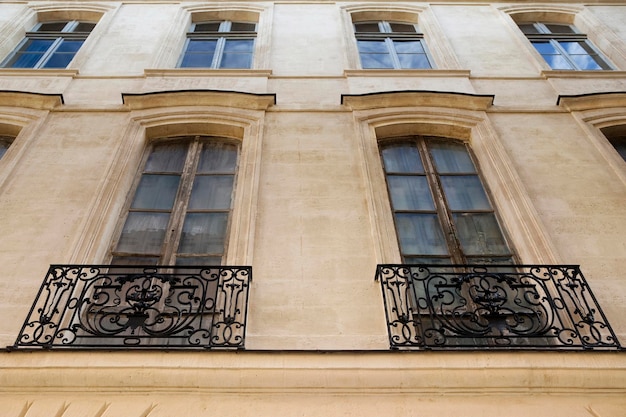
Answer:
xmin=112 ymin=137 xmax=239 ymax=266
xmin=600 ymin=125 xmax=626 ymax=162
xmin=518 ymin=22 xmax=612 ymax=70
xmin=0 ymin=136 xmax=13 ymax=159
xmin=380 ymin=137 xmax=514 ymax=264
xmin=354 ymin=20 xmax=432 ymax=69
xmin=179 ymin=20 xmax=256 ymax=68
xmin=1 ymin=20 xmax=96 ymax=69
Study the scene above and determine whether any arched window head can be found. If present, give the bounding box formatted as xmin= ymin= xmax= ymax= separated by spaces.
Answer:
xmin=112 ymin=136 xmax=239 ymax=266
xmin=380 ymin=136 xmax=514 ymax=264
xmin=1 ymin=20 xmax=97 ymax=69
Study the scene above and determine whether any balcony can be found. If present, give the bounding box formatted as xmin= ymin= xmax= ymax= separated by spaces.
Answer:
xmin=11 ymin=265 xmax=251 ymax=349
xmin=376 ymin=264 xmax=621 ymax=350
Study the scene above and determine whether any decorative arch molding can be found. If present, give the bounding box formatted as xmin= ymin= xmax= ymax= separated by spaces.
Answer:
xmin=349 ymin=97 xmax=559 ymax=264
xmin=342 ymin=90 xmax=494 ymax=112
xmin=557 ymin=93 xmax=626 ymax=185
xmin=499 ymin=5 xmax=582 ymax=24
xmin=70 ymin=99 xmax=269 ymax=266
xmin=340 ymin=3 xmax=460 ymax=70
xmin=182 ymin=4 xmax=265 ymax=23
xmin=30 ymin=3 xmax=114 ymax=22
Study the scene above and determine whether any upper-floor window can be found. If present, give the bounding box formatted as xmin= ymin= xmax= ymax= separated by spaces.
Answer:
xmin=380 ymin=136 xmax=514 ymax=264
xmin=179 ymin=20 xmax=256 ymax=68
xmin=112 ymin=136 xmax=239 ymax=266
xmin=1 ymin=20 xmax=96 ymax=69
xmin=518 ymin=22 xmax=612 ymax=70
xmin=0 ymin=136 xmax=13 ymax=159
xmin=600 ymin=125 xmax=626 ymax=162
xmin=354 ymin=20 xmax=433 ymax=69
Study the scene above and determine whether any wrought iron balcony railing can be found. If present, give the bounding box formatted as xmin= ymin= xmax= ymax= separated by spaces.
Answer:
xmin=11 ymin=265 xmax=251 ymax=349
xmin=376 ymin=264 xmax=621 ymax=350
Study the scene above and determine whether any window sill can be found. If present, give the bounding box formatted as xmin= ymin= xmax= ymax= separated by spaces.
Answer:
xmin=344 ymin=69 xmax=470 ymax=78
xmin=0 ymin=68 xmax=79 ymax=77
xmin=145 ymin=68 xmax=272 ymax=77
xmin=541 ymin=69 xmax=626 ymax=79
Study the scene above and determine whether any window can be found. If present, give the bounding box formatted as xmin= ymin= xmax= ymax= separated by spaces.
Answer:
xmin=1 ymin=20 xmax=95 ymax=69
xmin=600 ymin=125 xmax=626 ymax=162
xmin=380 ymin=136 xmax=514 ymax=264
xmin=112 ymin=136 xmax=239 ymax=266
xmin=0 ymin=136 xmax=13 ymax=159
xmin=518 ymin=22 xmax=612 ymax=70
xmin=354 ymin=20 xmax=432 ymax=69
xmin=179 ymin=20 xmax=256 ymax=68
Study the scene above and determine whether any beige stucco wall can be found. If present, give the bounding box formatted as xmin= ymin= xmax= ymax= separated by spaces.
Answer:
xmin=0 ymin=1 xmax=625 ymax=415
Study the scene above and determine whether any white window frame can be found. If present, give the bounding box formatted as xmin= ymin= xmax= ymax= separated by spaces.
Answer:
xmin=354 ymin=20 xmax=434 ymax=70
xmin=178 ymin=20 xmax=257 ymax=69
xmin=1 ymin=20 xmax=95 ymax=69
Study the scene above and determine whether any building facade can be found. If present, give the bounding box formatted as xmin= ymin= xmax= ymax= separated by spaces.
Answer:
xmin=0 ymin=0 xmax=625 ymax=415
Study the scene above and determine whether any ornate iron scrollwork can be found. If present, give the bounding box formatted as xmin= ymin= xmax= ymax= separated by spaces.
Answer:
xmin=12 ymin=265 xmax=251 ymax=349
xmin=376 ymin=264 xmax=620 ymax=350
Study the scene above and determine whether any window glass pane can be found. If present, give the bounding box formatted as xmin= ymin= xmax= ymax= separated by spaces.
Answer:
xmin=389 ymin=23 xmax=416 ymax=33
xmin=394 ymin=40 xmax=425 ymax=54
xmin=194 ymin=22 xmax=221 ymax=32
xmin=397 ymin=53 xmax=431 ymax=69
xmin=610 ymin=137 xmax=626 ymax=161
xmin=452 ymin=213 xmax=510 ymax=256
xmin=220 ymin=53 xmax=253 ymax=69
xmin=558 ymin=41 xmax=589 ymax=55
xmin=74 ymin=22 xmax=96 ymax=33
xmin=518 ymin=24 xmax=540 ymax=34
xmin=387 ymin=176 xmax=435 ymax=210
xmin=542 ymin=54 xmax=574 ymax=70
xmin=544 ymin=24 xmax=575 ymax=34
xmin=382 ymin=144 xmax=424 ymax=173
xmin=0 ymin=137 xmax=12 ymax=159
xmin=569 ymin=54 xmax=603 ymax=70
xmin=37 ymin=22 xmax=68 ymax=32
xmin=42 ymin=52 xmax=75 ymax=68
xmin=359 ymin=53 xmax=394 ymax=69
xmin=396 ymin=213 xmax=449 ymax=255
xmin=230 ymin=22 xmax=256 ymax=32
xmin=355 ymin=22 xmax=381 ymax=33
xmin=440 ymin=175 xmax=491 ymax=211
xmin=185 ymin=39 xmax=218 ymax=52
xmin=21 ymin=39 xmax=55 ymax=52
xmin=531 ymin=41 xmax=559 ymax=55
xmin=188 ymin=175 xmax=234 ymax=210
xmin=145 ymin=142 xmax=187 ymax=172
xmin=223 ymin=39 xmax=254 ymax=53
xmin=55 ymin=39 xmax=83 ymax=53
xmin=357 ymin=40 xmax=389 ymax=53
xmin=178 ymin=213 xmax=228 ymax=254
xmin=116 ymin=212 xmax=170 ymax=254
xmin=429 ymin=141 xmax=475 ymax=173
xmin=131 ymin=174 xmax=181 ymax=210
xmin=197 ymin=143 xmax=238 ymax=173
xmin=111 ymin=256 xmax=159 ymax=266
xmin=181 ymin=52 xmax=215 ymax=68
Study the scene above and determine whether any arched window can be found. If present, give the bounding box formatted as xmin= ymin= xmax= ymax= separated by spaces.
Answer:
xmin=380 ymin=136 xmax=514 ymax=264
xmin=354 ymin=20 xmax=432 ymax=69
xmin=112 ymin=136 xmax=239 ymax=266
xmin=179 ymin=20 xmax=256 ymax=68
xmin=1 ymin=20 xmax=96 ymax=68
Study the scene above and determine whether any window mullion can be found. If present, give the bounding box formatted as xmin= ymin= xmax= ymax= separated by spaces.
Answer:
xmin=385 ymin=38 xmax=401 ymax=69
xmin=213 ymin=37 xmax=226 ymax=68
xmin=550 ymin=39 xmax=579 ymax=70
xmin=417 ymin=137 xmax=464 ymax=263
xmin=161 ymin=138 xmax=201 ymax=265
xmin=35 ymin=37 xmax=63 ymax=68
